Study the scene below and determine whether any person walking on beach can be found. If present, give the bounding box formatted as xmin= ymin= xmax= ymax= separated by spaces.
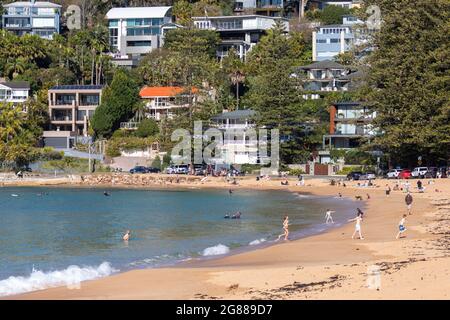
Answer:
xmin=385 ymin=184 xmax=391 ymax=196
xmin=325 ymin=209 xmax=335 ymax=224
xmin=417 ymin=180 xmax=423 ymax=192
xmin=277 ymin=216 xmax=290 ymax=241
xmin=123 ymin=230 xmax=131 ymax=241
xmin=405 ymin=192 xmax=413 ymax=215
xmin=396 ymin=214 xmax=407 ymax=239
xmin=349 ymin=214 xmax=364 ymax=240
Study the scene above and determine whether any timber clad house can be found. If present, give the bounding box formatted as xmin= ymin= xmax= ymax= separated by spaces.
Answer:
xmin=1 ymin=0 xmax=61 ymax=39
xmin=138 ymin=86 xmax=198 ymax=122
xmin=192 ymin=15 xmax=289 ymax=60
xmin=319 ymin=102 xmax=376 ymax=163
xmin=43 ymin=85 xmax=103 ymax=149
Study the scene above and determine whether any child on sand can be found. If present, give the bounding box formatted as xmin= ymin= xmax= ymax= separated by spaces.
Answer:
xmin=277 ymin=216 xmax=290 ymax=241
xmin=349 ymin=214 xmax=364 ymax=240
xmin=396 ymin=215 xmax=407 ymax=239
xmin=325 ymin=209 xmax=335 ymax=224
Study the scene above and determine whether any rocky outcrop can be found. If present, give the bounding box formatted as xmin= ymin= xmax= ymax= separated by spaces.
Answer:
xmin=80 ymin=173 xmax=202 ymax=186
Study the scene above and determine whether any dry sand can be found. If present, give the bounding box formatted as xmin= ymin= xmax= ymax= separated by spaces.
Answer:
xmin=3 ymin=176 xmax=450 ymax=300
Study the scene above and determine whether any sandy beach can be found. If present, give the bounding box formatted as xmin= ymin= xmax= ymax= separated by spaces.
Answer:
xmin=3 ymin=175 xmax=450 ymax=300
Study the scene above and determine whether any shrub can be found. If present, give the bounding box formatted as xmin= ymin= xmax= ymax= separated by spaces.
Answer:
xmin=135 ymin=118 xmax=159 ymax=138
xmin=288 ymin=168 xmax=305 ymax=176
xmin=151 ymin=156 xmax=161 ymax=169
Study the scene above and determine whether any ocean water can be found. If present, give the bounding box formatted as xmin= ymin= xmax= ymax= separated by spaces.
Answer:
xmin=0 ymin=187 xmax=357 ymax=296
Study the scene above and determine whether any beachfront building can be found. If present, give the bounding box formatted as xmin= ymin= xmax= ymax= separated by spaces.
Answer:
xmin=210 ymin=109 xmax=260 ymax=165
xmin=106 ymin=6 xmax=173 ymax=68
xmin=0 ymin=80 xmax=30 ymax=104
xmin=138 ymin=86 xmax=198 ymax=122
xmin=1 ymin=0 xmax=61 ymax=39
xmin=43 ymin=85 xmax=103 ymax=149
xmin=192 ymin=15 xmax=289 ymax=60
xmin=319 ymin=101 xmax=376 ymax=163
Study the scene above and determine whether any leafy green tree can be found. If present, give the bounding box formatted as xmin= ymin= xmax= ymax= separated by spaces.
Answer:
xmin=151 ymin=155 xmax=162 ymax=169
xmin=135 ymin=118 xmax=159 ymax=138
xmin=366 ymin=0 xmax=450 ymax=166
xmin=307 ymin=5 xmax=352 ymax=25
xmin=91 ymin=69 xmax=139 ymax=138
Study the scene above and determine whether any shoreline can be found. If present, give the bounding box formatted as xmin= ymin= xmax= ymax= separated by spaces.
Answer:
xmin=3 ymin=177 xmax=450 ymax=299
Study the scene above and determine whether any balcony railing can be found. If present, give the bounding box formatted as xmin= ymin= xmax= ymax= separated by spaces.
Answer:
xmin=120 ymin=122 xmax=139 ymax=130
xmin=52 ymin=116 xmax=72 ymax=121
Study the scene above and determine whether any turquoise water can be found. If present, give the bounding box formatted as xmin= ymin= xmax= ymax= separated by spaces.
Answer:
xmin=0 ymin=187 xmax=356 ymax=295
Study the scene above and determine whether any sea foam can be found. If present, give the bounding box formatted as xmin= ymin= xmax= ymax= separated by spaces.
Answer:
xmin=249 ymin=238 xmax=266 ymax=246
xmin=0 ymin=262 xmax=116 ymax=297
xmin=202 ymin=244 xmax=230 ymax=256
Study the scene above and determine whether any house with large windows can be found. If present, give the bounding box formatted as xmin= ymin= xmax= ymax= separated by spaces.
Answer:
xmin=42 ymin=85 xmax=103 ymax=149
xmin=1 ymin=0 xmax=61 ymax=39
xmin=0 ymin=81 xmax=30 ymax=104
xmin=294 ymin=60 xmax=356 ymax=94
xmin=319 ymin=101 xmax=376 ymax=163
xmin=139 ymin=86 xmax=198 ymax=122
xmin=192 ymin=15 xmax=289 ymax=60
xmin=106 ymin=6 xmax=173 ymax=67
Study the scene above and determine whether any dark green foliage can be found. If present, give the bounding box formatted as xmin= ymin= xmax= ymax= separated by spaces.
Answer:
xmin=151 ymin=156 xmax=162 ymax=169
xmin=91 ymin=69 xmax=139 ymax=138
xmin=366 ymin=0 xmax=450 ymax=166
xmin=135 ymin=118 xmax=159 ymax=138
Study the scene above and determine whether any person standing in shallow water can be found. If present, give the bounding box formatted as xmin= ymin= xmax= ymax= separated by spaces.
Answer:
xmin=123 ymin=230 xmax=131 ymax=241
xmin=277 ymin=216 xmax=290 ymax=241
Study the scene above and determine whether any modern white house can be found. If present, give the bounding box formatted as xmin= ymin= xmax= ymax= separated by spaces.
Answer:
xmin=106 ymin=6 xmax=173 ymax=67
xmin=1 ymin=0 xmax=61 ymax=39
xmin=192 ymin=15 xmax=289 ymax=60
xmin=210 ymin=109 xmax=260 ymax=165
xmin=0 ymin=81 xmax=30 ymax=104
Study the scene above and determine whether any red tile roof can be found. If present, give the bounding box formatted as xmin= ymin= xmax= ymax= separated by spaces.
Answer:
xmin=139 ymin=86 xmax=198 ymax=98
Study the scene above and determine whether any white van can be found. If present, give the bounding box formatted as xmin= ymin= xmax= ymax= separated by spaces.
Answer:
xmin=387 ymin=169 xmax=402 ymax=179
xmin=411 ymin=167 xmax=428 ymax=178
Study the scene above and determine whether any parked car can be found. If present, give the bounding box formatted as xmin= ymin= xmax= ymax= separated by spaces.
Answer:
xmin=193 ymin=164 xmax=207 ymax=176
xmin=398 ymin=169 xmax=412 ymax=179
xmin=387 ymin=169 xmax=402 ymax=179
xmin=166 ymin=164 xmax=190 ymax=174
xmin=437 ymin=167 xmax=448 ymax=178
xmin=411 ymin=167 xmax=428 ymax=178
xmin=424 ymin=167 xmax=438 ymax=178
xmin=347 ymin=171 xmax=363 ymax=181
xmin=129 ymin=166 xmax=149 ymax=174
xmin=146 ymin=167 xmax=161 ymax=173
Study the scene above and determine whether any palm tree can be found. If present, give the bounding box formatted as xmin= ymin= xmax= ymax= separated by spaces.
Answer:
xmin=5 ymin=58 xmax=26 ymax=79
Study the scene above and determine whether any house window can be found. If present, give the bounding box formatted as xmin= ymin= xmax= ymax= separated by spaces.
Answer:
xmin=127 ymin=40 xmax=152 ymax=47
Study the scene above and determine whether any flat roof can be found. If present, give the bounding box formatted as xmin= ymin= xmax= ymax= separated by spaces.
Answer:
xmin=3 ymin=1 xmax=61 ymax=8
xmin=106 ymin=7 xmax=172 ymax=19
xmin=50 ymin=85 xmax=103 ymax=90
xmin=192 ymin=15 xmax=288 ymax=21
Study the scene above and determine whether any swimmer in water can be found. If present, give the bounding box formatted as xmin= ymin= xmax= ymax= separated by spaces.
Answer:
xmin=229 ymin=189 xmax=233 ymax=195
xmin=224 ymin=214 xmax=230 ymax=219
xmin=123 ymin=230 xmax=131 ymax=241
xmin=231 ymin=211 xmax=241 ymax=219
xmin=103 ymin=191 xmax=110 ymax=196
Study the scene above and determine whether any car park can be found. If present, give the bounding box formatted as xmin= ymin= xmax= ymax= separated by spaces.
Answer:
xmin=424 ymin=167 xmax=438 ymax=178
